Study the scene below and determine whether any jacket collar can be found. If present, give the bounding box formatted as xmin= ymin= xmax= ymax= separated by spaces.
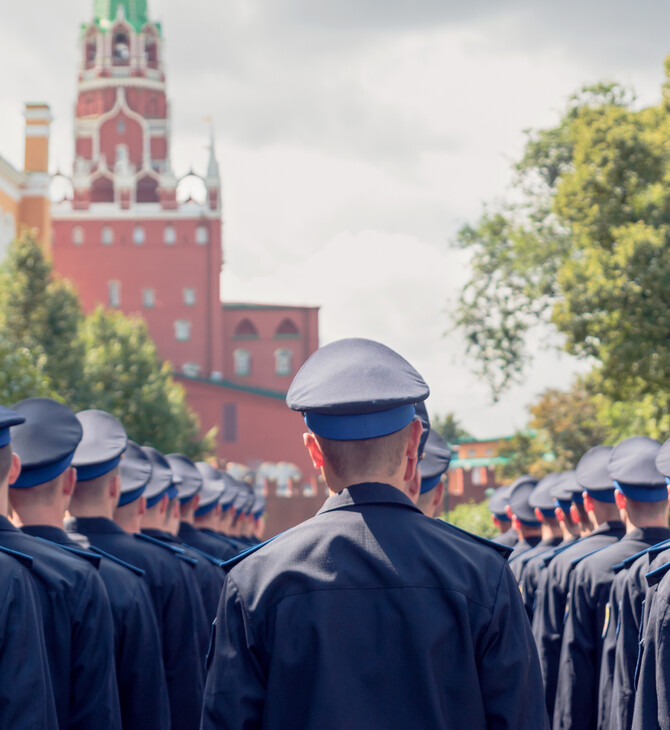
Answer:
xmin=316 ymin=482 xmax=422 ymax=517
xmin=21 ymin=524 xmax=73 ymax=545
xmin=68 ymin=516 xmax=126 ymax=535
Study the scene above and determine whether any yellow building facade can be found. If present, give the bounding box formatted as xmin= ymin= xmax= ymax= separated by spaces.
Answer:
xmin=0 ymin=103 xmax=52 ymax=259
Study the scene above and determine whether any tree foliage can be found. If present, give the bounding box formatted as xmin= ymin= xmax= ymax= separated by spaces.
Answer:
xmin=80 ymin=308 xmax=215 ymax=458
xmin=497 ymin=377 xmax=609 ymax=479
xmin=431 ymin=412 xmax=472 ymax=445
xmin=443 ymin=500 xmax=498 ymax=539
xmin=453 ymin=74 xmax=670 ymax=403
xmin=0 ymin=232 xmax=214 ymax=458
xmin=0 ymin=229 xmax=86 ymax=404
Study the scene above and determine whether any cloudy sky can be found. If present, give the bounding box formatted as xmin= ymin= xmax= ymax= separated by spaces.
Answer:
xmin=2 ymin=1 xmax=669 ymax=437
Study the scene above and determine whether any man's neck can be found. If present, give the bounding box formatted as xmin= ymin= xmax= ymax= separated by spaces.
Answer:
xmin=69 ymin=501 xmax=115 ymax=521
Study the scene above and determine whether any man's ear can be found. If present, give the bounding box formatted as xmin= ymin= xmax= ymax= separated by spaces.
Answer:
xmin=303 ymin=433 xmax=325 ymax=469
xmin=109 ymin=473 xmax=120 ymax=500
xmin=583 ymin=494 xmax=595 ymax=515
xmin=62 ymin=467 xmax=76 ymax=497
xmin=615 ymin=490 xmax=627 ymax=512
xmin=403 ymin=419 xmax=423 ymax=482
xmin=534 ymin=507 xmax=544 ymax=523
xmin=191 ymin=494 xmax=200 ymax=512
xmin=138 ymin=496 xmax=146 ymax=517
xmin=8 ymin=452 xmax=21 ymax=486
xmin=555 ymin=507 xmax=566 ymax=524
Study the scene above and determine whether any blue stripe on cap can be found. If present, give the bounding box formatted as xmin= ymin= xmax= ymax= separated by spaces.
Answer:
xmin=572 ymin=493 xmax=584 ymax=505
xmin=420 ymin=474 xmax=441 ymax=494
xmin=540 ymin=508 xmax=556 ymax=519
xmin=555 ymin=499 xmax=572 ymax=513
xmin=11 ymin=451 xmax=75 ymax=488
xmin=493 ymin=513 xmax=511 ymax=522
xmin=585 ymin=488 xmax=616 ymax=504
xmin=117 ymin=485 xmax=145 ymax=507
xmin=615 ymin=481 xmax=669 ymax=503
xmin=518 ymin=518 xmax=542 ymax=527
xmin=146 ymin=485 xmax=178 ymax=510
xmin=75 ymin=456 xmax=122 ymax=483
xmin=304 ymin=404 xmax=416 ymax=441
xmin=0 ymin=430 xmax=10 ymax=449
xmin=194 ymin=500 xmax=218 ymax=517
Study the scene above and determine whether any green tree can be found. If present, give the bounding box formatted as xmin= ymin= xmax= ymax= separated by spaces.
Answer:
xmin=0 ymin=335 xmax=54 ymax=405
xmin=432 ymin=412 xmax=472 ymax=445
xmin=80 ymin=307 xmax=215 ymax=458
xmin=497 ymin=377 xmax=609 ymax=479
xmin=0 ymin=230 xmax=87 ymax=405
xmin=443 ymin=500 xmax=498 ymax=539
xmin=453 ymin=75 xmax=670 ymax=403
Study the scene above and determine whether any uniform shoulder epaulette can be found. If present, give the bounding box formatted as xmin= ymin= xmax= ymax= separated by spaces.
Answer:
xmin=32 ymin=536 xmax=102 ymax=568
xmin=645 ymin=561 xmax=670 ymax=588
xmin=0 ymin=544 xmax=33 ymax=569
xmin=440 ymin=521 xmax=513 ymax=559
xmin=543 ymin=539 xmax=582 ymax=566
xmin=648 ymin=540 xmax=670 ymax=561
xmin=135 ymin=531 xmax=185 ymax=554
xmin=87 ymin=545 xmax=145 ymax=577
xmin=570 ymin=544 xmax=609 ymax=568
xmin=176 ymin=553 xmax=198 ymax=566
xmin=222 ymin=531 xmax=288 ymax=573
xmin=183 ymin=544 xmax=224 ymax=567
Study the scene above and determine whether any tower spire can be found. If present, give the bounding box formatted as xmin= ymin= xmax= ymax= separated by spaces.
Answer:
xmin=206 ymin=123 xmax=220 ymax=180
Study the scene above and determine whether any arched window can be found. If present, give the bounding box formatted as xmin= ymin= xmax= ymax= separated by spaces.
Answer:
xmin=274 ymin=317 xmax=300 ymax=338
xmin=113 ymin=30 xmax=130 ymax=66
xmin=275 ymin=348 xmax=293 ymax=376
xmin=85 ymin=39 xmax=97 ymax=69
xmin=145 ymin=40 xmax=159 ymax=69
xmin=91 ymin=176 xmax=114 ymax=204
xmin=142 ymin=289 xmax=155 ymax=308
xmin=133 ymin=226 xmax=146 ymax=245
xmin=234 ymin=349 xmax=251 ymax=376
xmin=195 ymin=225 xmax=209 ymax=245
xmin=164 ymin=225 xmax=176 ymax=245
xmin=137 ymin=177 xmax=159 ymax=204
xmin=101 ymin=226 xmax=114 ymax=245
xmin=72 ymin=226 xmax=84 ymax=245
xmin=234 ymin=318 xmax=259 ymax=339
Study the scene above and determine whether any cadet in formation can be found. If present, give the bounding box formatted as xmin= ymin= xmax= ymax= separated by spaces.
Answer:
xmin=201 ymin=337 xmax=549 ymax=729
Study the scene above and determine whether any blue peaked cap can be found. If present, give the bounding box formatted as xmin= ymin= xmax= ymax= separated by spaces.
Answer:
xmin=142 ymin=447 xmax=180 ymax=509
xmin=576 ymin=445 xmax=616 ymax=503
xmin=166 ymin=453 xmax=203 ymax=503
xmin=419 ymin=430 xmax=452 ymax=494
xmin=118 ymin=441 xmax=152 ymax=506
xmin=609 ymin=436 xmax=668 ymax=503
xmin=287 ymin=338 xmax=429 ymax=441
xmin=73 ymin=410 xmax=128 ymax=482
xmin=0 ymin=406 xmax=25 ymax=449
xmin=10 ymin=398 xmax=82 ymax=488
xmin=194 ymin=462 xmax=225 ymax=516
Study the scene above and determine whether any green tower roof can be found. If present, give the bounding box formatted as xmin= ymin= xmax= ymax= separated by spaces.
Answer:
xmin=94 ymin=0 xmax=156 ymax=33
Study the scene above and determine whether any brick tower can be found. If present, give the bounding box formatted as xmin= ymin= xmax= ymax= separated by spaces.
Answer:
xmin=51 ymin=0 xmax=224 ymax=378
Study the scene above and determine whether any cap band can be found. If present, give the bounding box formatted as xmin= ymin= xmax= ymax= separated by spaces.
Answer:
xmin=420 ymin=474 xmax=441 ymax=495
xmin=585 ymin=488 xmax=616 ymax=504
xmin=117 ymin=485 xmax=145 ymax=507
xmin=146 ymin=484 xmax=179 ymax=510
xmin=11 ymin=451 xmax=75 ymax=489
xmin=572 ymin=493 xmax=584 ymax=505
xmin=555 ymin=499 xmax=572 ymax=513
xmin=493 ymin=512 xmax=511 ymax=522
xmin=195 ymin=500 xmax=218 ymax=517
xmin=0 ymin=430 xmax=11 ymax=449
xmin=76 ymin=455 xmax=122 ymax=483
xmin=540 ymin=508 xmax=556 ymax=519
xmin=615 ymin=481 xmax=669 ymax=503
xmin=305 ymin=404 xmax=416 ymax=441
xmin=518 ymin=517 xmax=541 ymax=527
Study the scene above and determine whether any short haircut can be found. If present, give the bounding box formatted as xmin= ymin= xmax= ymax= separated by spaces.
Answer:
xmin=0 ymin=445 xmax=12 ymax=485
xmin=315 ymin=422 xmax=412 ymax=483
xmin=625 ymin=495 xmax=669 ymax=524
xmin=70 ymin=468 xmax=118 ymax=507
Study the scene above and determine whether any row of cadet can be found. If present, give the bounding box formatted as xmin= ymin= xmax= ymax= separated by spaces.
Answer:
xmin=487 ymin=435 xmax=670 ymax=730
xmin=0 ymin=396 xmax=266 ymax=730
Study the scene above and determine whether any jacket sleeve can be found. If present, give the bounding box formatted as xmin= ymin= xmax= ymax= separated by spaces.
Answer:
xmin=70 ymin=570 xmax=122 ymax=730
xmin=477 ymin=561 xmax=550 ymax=730
xmin=201 ymin=574 xmax=266 ymax=730
xmin=0 ymin=565 xmax=58 ymax=730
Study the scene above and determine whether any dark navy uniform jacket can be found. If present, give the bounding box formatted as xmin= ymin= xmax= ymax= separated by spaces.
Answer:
xmin=178 ymin=522 xmax=239 ymax=562
xmin=508 ymin=534 xmax=542 ymax=562
xmin=511 ymin=537 xmax=562 ymax=584
xmin=531 ymin=521 xmax=624 ymax=721
xmin=631 ymin=563 xmax=670 ymax=730
xmin=492 ymin=528 xmax=518 ymax=547
xmin=598 ymin=531 xmax=670 ymax=730
xmin=0 ymin=515 xmax=120 ymax=730
xmin=23 ymin=524 xmax=171 ymax=730
xmin=142 ymin=527 xmax=225 ymax=623
xmin=519 ymin=538 xmax=571 ymax=622
xmin=201 ymin=483 xmax=549 ymax=730
xmin=70 ymin=516 xmax=207 ymax=730
xmin=0 ymin=549 xmax=58 ymax=730
xmin=553 ymin=527 xmax=670 ymax=730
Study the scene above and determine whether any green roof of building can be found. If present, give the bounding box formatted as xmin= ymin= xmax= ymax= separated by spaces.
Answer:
xmin=449 ymin=456 xmax=509 ymax=469
xmin=94 ymin=0 xmax=156 ymax=33
xmin=174 ymin=373 xmax=287 ymax=402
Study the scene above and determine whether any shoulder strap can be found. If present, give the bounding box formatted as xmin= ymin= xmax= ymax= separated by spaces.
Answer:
xmin=0 ymin=544 xmax=33 ymax=569
xmin=440 ymin=521 xmax=513 ymax=559
xmin=646 ymin=561 xmax=670 ymax=588
xmin=31 ymin=536 xmax=102 ymax=568
xmin=87 ymin=545 xmax=145 ymax=576
xmin=570 ymin=544 xmax=609 ymax=568
xmin=182 ymin=543 xmax=224 ymax=567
